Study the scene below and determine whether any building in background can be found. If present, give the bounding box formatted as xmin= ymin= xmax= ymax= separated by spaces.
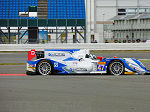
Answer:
xmin=86 ymin=0 xmax=150 ymax=43
xmin=105 ymin=13 xmax=150 ymax=43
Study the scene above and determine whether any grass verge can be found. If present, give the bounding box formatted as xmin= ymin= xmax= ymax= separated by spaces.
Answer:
xmin=0 ymin=63 xmax=26 ymax=65
xmin=139 ymin=60 xmax=150 ymax=63
xmin=0 ymin=51 xmax=26 ymax=53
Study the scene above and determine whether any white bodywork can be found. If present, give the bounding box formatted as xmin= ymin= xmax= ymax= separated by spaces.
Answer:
xmin=27 ymin=49 xmax=149 ymax=75
xmin=44 ymin=49 xmax=104 ymax=73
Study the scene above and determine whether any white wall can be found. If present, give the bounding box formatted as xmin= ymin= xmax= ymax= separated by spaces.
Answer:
xmin=85 ymin=0 xmax=96 ymax=43
xmin=117 ymin=0 xmax=138 ymax=7
xmin=96 ymin=0 xmax=117 ymax=6
xmin=95 ymin=0 xmax=117 ymax=42
xmin=96 ymin=8 xmax=116 ymax=21
xmin=139 ymin=0 xmax=150 ymax=6
xmin=1 ymin=43 xmax=150 ymax=51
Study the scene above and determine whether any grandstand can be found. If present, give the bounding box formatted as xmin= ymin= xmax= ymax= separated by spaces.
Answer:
xmin=0 ymin=0 xmax=86 ymax=44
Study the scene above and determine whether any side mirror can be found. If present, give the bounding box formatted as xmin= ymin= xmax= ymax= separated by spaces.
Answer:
xmin=113 ymin=56 xmax=117 ymax=58
xmin=97 ymin=56 xmax=103 ymax=61
xmin=85 ymin=54 xmax=89 ymax=58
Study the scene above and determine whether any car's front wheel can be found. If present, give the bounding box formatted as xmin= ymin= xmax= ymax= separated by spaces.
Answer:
xmin=108 ymin=61 xmax=124 ymax=76
xmin=37 ymin=60 xmax=52 ymax=75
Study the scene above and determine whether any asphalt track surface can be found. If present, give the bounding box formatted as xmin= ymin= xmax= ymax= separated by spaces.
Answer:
xmin=0 ymin=52 xmax=150 ymax=74
xmin=0 ymin=75 xmax=150 ymax=112
xmin=0 ymin=52 xmax=150 ymax=112
xmin=1 ymin=52 xmax=150 ymax=63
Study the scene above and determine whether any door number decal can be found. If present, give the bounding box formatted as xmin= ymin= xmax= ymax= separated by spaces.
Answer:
xmin=97 ymin=64 xmax=106 ymax=71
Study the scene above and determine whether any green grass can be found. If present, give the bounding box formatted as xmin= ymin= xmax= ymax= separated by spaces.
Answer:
xmin=0 ymin=63 xmax=26 ymax=65
xmin=0 ymin=51 xmax=26 ymax=53
xmin=139 ymin=60 xmax=150 ymax=63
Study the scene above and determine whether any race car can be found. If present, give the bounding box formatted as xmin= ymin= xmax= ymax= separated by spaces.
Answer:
xmin=26 ymin=49 xmax=149 ymax=75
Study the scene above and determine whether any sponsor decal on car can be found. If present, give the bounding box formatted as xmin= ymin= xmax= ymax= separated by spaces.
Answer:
xmin=48 ymin=53 xmax=65 ymax=57
xmin=28 ymin=64 xmax=35 ymax=69
xmin=74 ymin=68 xmax=88 ymax=71
xmin=97 ymin=62 xmax=106 ymax=65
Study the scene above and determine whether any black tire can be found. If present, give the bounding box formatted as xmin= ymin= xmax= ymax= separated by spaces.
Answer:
xmin=108 ymin=61 xmax=124 ymax=76
xmin=36 ymin=60 xmax=52 ymax=75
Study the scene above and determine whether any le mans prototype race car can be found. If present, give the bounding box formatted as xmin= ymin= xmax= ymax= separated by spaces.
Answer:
xmin=26 ymin=49 xmax=149 ymax=76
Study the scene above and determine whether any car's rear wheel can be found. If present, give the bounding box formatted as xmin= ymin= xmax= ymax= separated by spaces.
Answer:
xmin=37 ymin=60 xmax=52 ymax=75
xmin=108 ymin=61 xmax=124 ymax=76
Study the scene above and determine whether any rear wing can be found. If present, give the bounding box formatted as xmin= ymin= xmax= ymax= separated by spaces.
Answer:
xmin=28 ymin=49 xmax=88 ymax=61
xmin=28 ymin=49 xmax=44 ymax=61
xmin=28 ymin=49 xmax=35 ymax=61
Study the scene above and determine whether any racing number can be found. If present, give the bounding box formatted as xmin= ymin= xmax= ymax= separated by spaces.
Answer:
xmin=97 ymin=64 xmax=105 ymax=71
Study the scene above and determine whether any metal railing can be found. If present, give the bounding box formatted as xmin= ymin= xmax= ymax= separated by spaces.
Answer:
xmin=104 ymin=24 xmax=150 ymax=31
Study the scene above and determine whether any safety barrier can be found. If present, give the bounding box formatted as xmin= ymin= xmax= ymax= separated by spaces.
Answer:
xmin=0 ymin=43 xmax=150 ymax=51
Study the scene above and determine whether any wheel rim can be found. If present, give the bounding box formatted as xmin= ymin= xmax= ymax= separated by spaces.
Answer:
xmin=110 ymin=62 xmax=123 ymax=76
xmin=38 ymin=62 xmax=51 ymax=75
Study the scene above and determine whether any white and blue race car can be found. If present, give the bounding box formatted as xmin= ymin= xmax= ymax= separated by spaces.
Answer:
xmin=26 ymin=49 xmax=149 ymax=75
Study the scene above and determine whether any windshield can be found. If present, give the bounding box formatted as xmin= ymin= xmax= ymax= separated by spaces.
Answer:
xmin=85 ymin=54 xmax=97 ymax=60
